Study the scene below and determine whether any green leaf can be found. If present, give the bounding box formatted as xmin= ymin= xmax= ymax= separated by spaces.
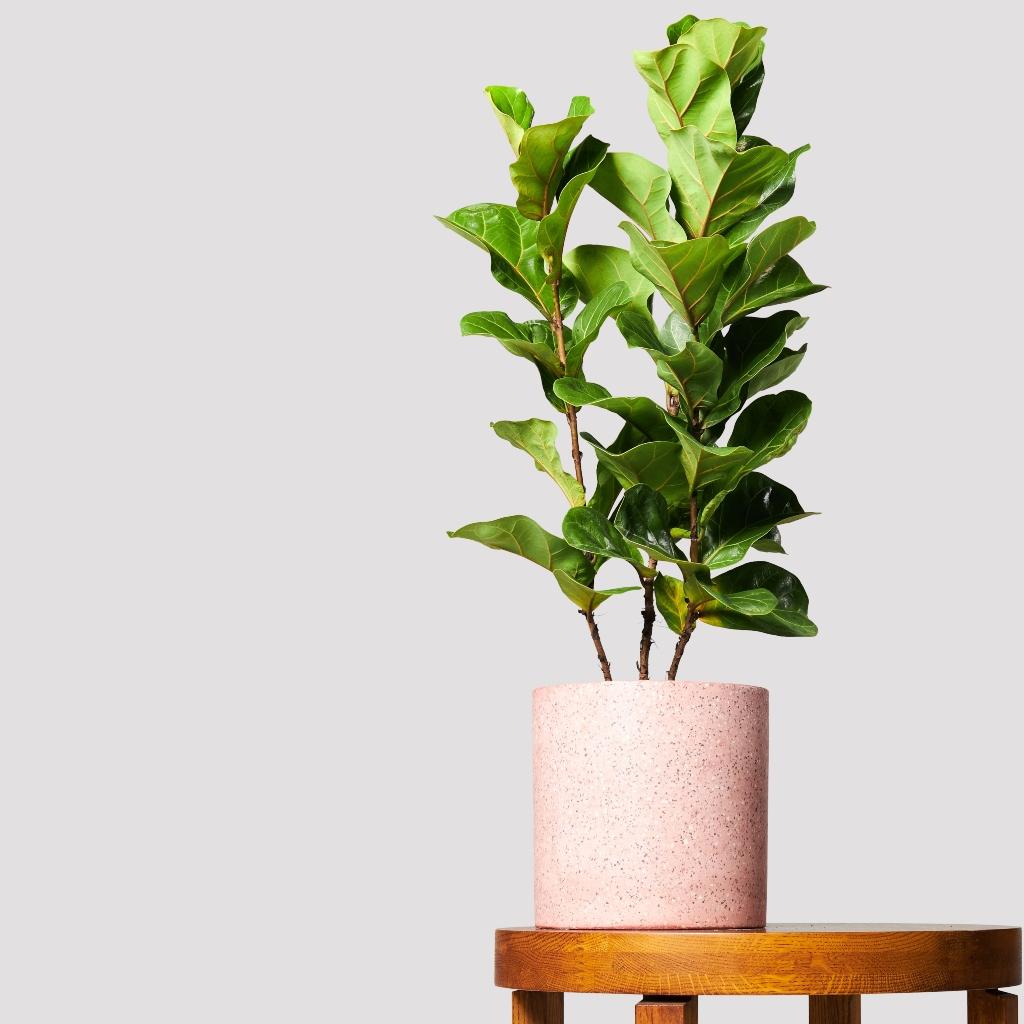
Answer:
xmin=438 ymin=203 xmax=559 ymax=315
xmin=620 ymin=223 xmax=731 ymax=332
xmin=562 ymin=505 xmax=649 ymax=573
xmin=634 ymin=44 xmax=735 ymax=144
xmin=538 ymin=137 xmax=609 ymax=278
xmin=701 ymin=561 xmax=817 ymax=636
xmin=510 ymin=109 xmax=593 ymax=220
xmin=729 ymin=390 xmax=812 ymax=471
xmin=655 ymin=335 xmax=724 ymax=418
xmin=553 ymin=570 xmax=640 ymax=612
xmin=662 ymin=416 xmax=753 ymax=495
xmin=731 ymin=62 xmax=764 ymax=136
xmin=449 ymin=515 xmax=592 ymax=584
xmin=566 ymin=95 xmax=595 ymax=118
xmin=666 ymin=14 xmax=699 ymax=44
xmin=460 ymin=311 xmax=565 ymax=410
xmin=565 ymin=282 xmax=632 ymax=375
xmin=681 ymin=19 xmax=765 ymax=86
xmin=724 ymin=143 xmax=809 ymax=245
xmin=587 ymin=423 xmax=647 ymax=518
xmin=752 ymin=526 xmax=785 ymax=553
xmin=720 ymin=216 xmax=824 ymax=324
xmin=701 ymin=471 xmax=813 ymax=569
xmin=584 ymin=434 xmax=692 ymax=507
xmin=554 ymin=379 xmax=678 ymax=442
xmin=705 ymin=311 xmax=808 ymax=427
xmin=552 ymin=377 xmax=611 ymax=406
xmin=655 ymin=574 xmax=690 ymax=632
xmin=484 ymin=85 xmax=534 ymax=153
xmin=665 ymin=126 xmax=788 ymax=238
xmin=614 ymin=484 xmax=701 ymax=568
xmin=590 ymin=152 xmax=687 ymax=242
xmin=565 ymin=245 xmax=655 ymax=314
xmin=746 ymin=343 xmax=807 ymax=396
xmin=492 ymin=419 xmax=585 ymax=507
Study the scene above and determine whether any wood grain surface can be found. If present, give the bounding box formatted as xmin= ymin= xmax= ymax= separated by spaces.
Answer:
xmin=494 ymin=925 xmax=1022 ymax=995
xmin=636 ymin=995 xmax=698 ymax=1023
xmin=511 ymin=990 xmax=563 ymax=1024
xmin=969 ymin=989 xmax=1018 ymax=1024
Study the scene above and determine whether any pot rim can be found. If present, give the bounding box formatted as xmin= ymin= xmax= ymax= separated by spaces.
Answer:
xmin=533 ymin=679 xmax=767 ymax=696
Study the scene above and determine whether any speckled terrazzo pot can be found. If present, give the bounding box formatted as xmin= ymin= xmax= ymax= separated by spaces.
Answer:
xmin=533 ymin=680 xmax=768 ymax=929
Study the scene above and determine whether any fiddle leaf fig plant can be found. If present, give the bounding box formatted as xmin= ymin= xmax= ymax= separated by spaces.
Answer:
xmin=439 ymin=14 xmax=823 ymax=680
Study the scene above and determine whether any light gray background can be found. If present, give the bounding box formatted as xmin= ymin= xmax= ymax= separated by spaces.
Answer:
xmin=1 ymin=1 xmax=1021 ymax=1021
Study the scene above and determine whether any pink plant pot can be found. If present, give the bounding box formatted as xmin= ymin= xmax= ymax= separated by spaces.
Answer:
xmin=533 ymin=680 xmax=768 ymax=929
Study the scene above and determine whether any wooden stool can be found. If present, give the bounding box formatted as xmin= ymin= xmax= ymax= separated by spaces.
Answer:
xmin=495 ymin=924 xmax=1021 ymax=1022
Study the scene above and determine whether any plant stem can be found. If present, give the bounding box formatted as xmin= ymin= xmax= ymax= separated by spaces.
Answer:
xmin=637 ymin=557 xmax=657 ymax=680
xmin=667 ymin=605 xmax=699 ymax=680
xmin=550 ymin=277 xmax=612 ymax=680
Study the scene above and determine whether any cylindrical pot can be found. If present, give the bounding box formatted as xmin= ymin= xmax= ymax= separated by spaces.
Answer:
xmin=533 ymin=680 xmax=768 ymax=929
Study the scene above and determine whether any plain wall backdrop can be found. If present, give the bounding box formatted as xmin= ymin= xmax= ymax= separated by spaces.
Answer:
xmin=1 ymin=1 xmax=1021 ymax=1021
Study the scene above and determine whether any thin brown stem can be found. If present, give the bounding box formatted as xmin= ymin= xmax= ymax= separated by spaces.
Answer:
xmin=581 ymin=610 xmax=613 ymax=680
xmin=637 ymin=558 xmax=657 ymax=679
xmin=666 ymin=605 xmax=699 ymax=680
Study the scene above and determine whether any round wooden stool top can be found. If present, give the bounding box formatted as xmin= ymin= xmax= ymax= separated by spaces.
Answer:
xmin=495 ymin=924 xmax=1022 ymax=996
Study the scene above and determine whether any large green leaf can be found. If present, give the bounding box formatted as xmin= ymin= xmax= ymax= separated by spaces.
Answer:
xmin=655 ymin=337 xmax=724 ymax=419
xmin=724 ymin=143 xmax=809 ymax=245
xmin=492 ymin=419 xmax=585 ymax=507
xmin=705 ymin=310 xmax=808 ymax=427
xmin=701 ymin=561 xmax=817 ymax=636
xmin=731 ymin=62 xmax=764 ymax=136
xmin=562 ymin=506 xmax=649 ymax=574
xmin=449 ymin=515 xmax=592 ymax=584
xmin=666 ymin=126 xmax=788 ymax=238
xmin=564 ymin=245 xmax=655 ymax=314
xmin=620 ymin=223 xmax=731 ymax=331
xmin=666 ymin=14 xmax=699 ymax=44
xmin=584 ymin=434 xmax=692 ymax=507
xmin=484 ymin=85 xmax=534 ymax=153
xmin=460 ymin=311 xmax=564 ymax=409
xmin=439 ymin=203 xmax=561 ymax=315
xmin=590 ymin=152 xmax=687 ymax=242
xmin=552 ymin=570 xmax=640 ymax=612
xmin=510 ymin=107 xmax=593 ymax=220
xmin=720 ymin=216 xmax=823 ymax=324
xmin=662 ymin=416 xmax=753 ymax=495
xmin=634 ymin=44 xmax=735 ymax=144
xmin=701 ymin=471 xmax=813 ymax=568
xmin=746 ymin=343 xmax=807 ymax=397
xmin=538 ymin=137 xmax=609 ymax=278
xmin=565 ymin=282 xmax=632 ymax=376
xmin=553 ymin=379 xmax=678 ymax=442
xmin=614 ymin=484 xmax=701 ymax=568
xmin=680 ymin=18 xmax=765 ymax=86
xmin=655 ymin=574 xmax=690 ymax=632
xmin=729 ymin=390 xmax=812 ymax=471
xmin=587 ymin=423 xmax=647 ymax=518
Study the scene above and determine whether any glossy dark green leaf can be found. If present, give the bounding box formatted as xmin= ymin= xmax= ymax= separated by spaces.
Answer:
xmin=705 ymin=310 xmax=808 ymax=427
xmin=587 ymin=423 xmax=648 ymax=518
xmin=492 ymin=419 xmax=585 ymax=507
xmin=724 ymin=143 xmax=809 ymax=245
xmin=590 ymin=152 xmax=687 ymax=242
xmin=565 ymin=282 xmax=632 ymax=376
xmin=634 ymin=44 xmax=735 ymax=143
xmin=552 ymin=570 xmax=641 ymax=612
xmin=752 ymin=526 xmax=785 ymax=553
xmin=666 ymin=14 xmax=699 ymax=44
xmin=439 ymin=203 xmax=560 ymax=315
xmin=562 ymin=505 xmax=649 ymax=573
xmin=614 ymin=484 xmax=702 ymax=567
xmin=621 ymin=223 xmax=731 ymax=331
xmin=731 ymin=62 xmax=764 ymax=136
xmin=701 ymin=561 xmax=817 ymax=635
xmin=746 ymin=343 xmax=807 ymax=396
xmin=729 ymin=390 xmax=812 ymax=471
xmin=666 ymin=126 xmax=788 ymax=238
xmin=449 ymin=515 xmax=592 ymax=584
xmin=720 ymin=216 xmax=823 ymax=324
xmin=701 ymin=471 xmax=813 ymax=568
xmin=564 ymin=245 xmax=655 ymax=314
xmin=510 ymin=108 xmax=593 ymax=220
xmin=584 ymin=434 xmax=692 ymax=507
xmin=484 ymin=85 xmax=534 ymax=153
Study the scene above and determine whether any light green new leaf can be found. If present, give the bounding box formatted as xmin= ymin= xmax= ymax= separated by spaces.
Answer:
xmin=562 ymin=506 xmax=649 ymax=573
xmin=665 ymin=125 xmax=788 ymax=238
xmin=438 ymin=203 xmax=557 ymax=315
xmin=620 ymin=223 xmax=731 ymax=331
xmin=565 ymin=245 xmax=655 ymax=314
xmin=553 ymin=570 xmax=640 ymax=612
xmin=701 ymin=471 xmax=813 ymax=568
xmin=552 ymin=377 xmax=611 ymax=406
xmin=590 ymin=152 xmax=687 ymax=242
xmin=729 ymin=390 xmax=812 ymax=471
xmin=721 ymin=216 xmax=823 ymax=324
xmin=655 ymin=574 xmax=690 ymax=632
xmin=634 ymin=44 xmax=735 ymax=144
xmin=614 ymin=484 xmax=702 ymax=568
xmin=492 ymin=419 xmax=585 ymax=507
xmin=681 ymin=18 xmax=765 ymax=85
xmin=565 ymin=281 xmax=632 ymax=375
xmin=448 ymin=515 xmax=592 ymax=585
xmin=584 ymin=433 xmax=692 ymax=506
xmin=701 ymin=561 xmax=817 ymax=636
xmin=705 ymin=310 xmax=808 ymax=427
xmin=510 ymin=108 xmax=593 ymax=220
xmin=724 ymin=143 xmax=809 ymax=245
xmin=484 ymin=85 xmax=534 ymax=153
xmin=566 ymin=95 xmax=595 ymax=118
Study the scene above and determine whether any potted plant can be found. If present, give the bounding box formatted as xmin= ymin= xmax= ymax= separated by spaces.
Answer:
xmin=438 ymin=14 xmax=822 ymax=929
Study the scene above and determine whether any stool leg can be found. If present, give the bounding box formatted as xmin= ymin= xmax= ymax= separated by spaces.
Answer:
xmin=809 ymin=995 xmax=861 ymax=1024
xmin=512 ymin=991 xmax=563 ymax=1024
xmin=969 ymin=990 xmax=1018 ymax=1024
xmin=637 ymin=995 xmax=698 ymax=1023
